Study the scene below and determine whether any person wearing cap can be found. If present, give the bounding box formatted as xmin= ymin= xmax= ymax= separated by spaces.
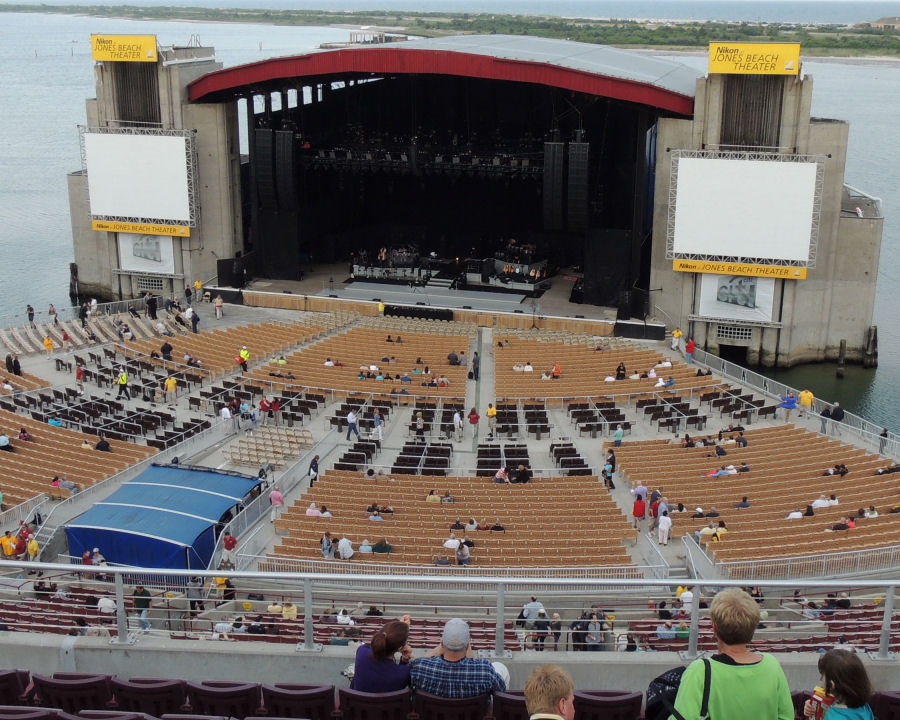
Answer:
xmin=524 ymin=663 xmax=575 ymax=720
xmin=238 ymin=346 xmax=250 ymax=372
xmin=409 ymin=618 xmax=507 ymax=698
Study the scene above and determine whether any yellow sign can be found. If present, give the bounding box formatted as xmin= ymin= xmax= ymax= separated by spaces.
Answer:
xmin=708 ymin=42 xmax=800 ymax=75
xmin=673 ymin=259 xmax=807 ymax=279
xmin=92 ymin=220 xmax=190 ymax=237
xmin=91 ymin=35 xmax=158 ymax=62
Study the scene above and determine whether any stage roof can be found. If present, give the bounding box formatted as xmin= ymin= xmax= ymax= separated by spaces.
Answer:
xmin=65 ymin=464 xmax=260 ymax=570
xmin=188 ymin=34 xmax=696 ymax=115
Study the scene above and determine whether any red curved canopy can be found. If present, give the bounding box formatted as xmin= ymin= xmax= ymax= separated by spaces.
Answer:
xmin=188 ymin=46 xmax=694 ymax=116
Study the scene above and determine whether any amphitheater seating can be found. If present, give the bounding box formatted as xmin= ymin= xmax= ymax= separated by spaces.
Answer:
xmin=271 ymin=470 xmax=637 ymax=568
xmin=493 ymin=340 xmax=721 ymax=401
xmin=244 ymin=328 xmax=472 ymax=399
xmin=124 ymin=322 xmax=320 ymax=381
xmin=0 ymin=408 xmax=157 ymax=506
xmin=223 ymin=427 xmax=313 ymax=469
xmin=614 ymin=425 xmax=899 ymax=570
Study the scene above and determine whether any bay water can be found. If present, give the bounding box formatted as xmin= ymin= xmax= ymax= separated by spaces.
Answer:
xmin=0 ymin=9 xmax=897 ymax=424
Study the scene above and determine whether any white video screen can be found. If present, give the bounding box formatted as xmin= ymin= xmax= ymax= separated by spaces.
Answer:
xmin=672 ymin=157 xmax=817 ymax=262
xmin=85 ymin=132 xmax=190 ymax=223
xmin=697 ymin=274 xmax=775 ymax=322
xmin=118 ymin=233 xmax=176 ymax=275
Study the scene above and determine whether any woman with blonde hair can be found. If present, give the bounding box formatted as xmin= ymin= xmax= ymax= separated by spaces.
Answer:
xmin=671 ymin=587 xmax=793 ymax=720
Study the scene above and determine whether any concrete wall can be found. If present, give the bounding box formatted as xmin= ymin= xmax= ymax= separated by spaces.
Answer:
xmin=650 ymin=74 xmax=883 ymax=367
xmin=68 ymin=47 xmax=242 ymax=301
xmin=9 ymin=634 xmax=900 ymax=695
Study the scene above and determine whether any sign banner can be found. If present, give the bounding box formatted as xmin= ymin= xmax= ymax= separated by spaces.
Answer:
xmin=697 ymin=274 xmax=775 ymax=323
xmin=91 ymin=35 xmax=158 ymax=62
xmin=673 ymin=260 xmax=807 ymax=280
xmin=708 ymin=42 xmax=801 ymax=75
xmin=93 ymin=220 xmax=189 ymax=237
xmin=118 ymin=233 xmax=176 ymax=275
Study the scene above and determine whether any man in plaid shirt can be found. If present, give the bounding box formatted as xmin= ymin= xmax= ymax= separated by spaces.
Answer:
xmin=409 ymin=618 xmax=507 ymax=698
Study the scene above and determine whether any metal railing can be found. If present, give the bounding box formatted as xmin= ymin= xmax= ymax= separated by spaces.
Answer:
xmin=692 ymin=347 xmax=897 ymax=458
xmin=215 ymin=433 xmax=340 ymax=571
xmin=1 ymin=561 xmax=896 ymax=659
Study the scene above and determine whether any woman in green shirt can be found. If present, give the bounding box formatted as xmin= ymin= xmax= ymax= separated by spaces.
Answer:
xmin=671 ymin=588 xmax=793 ymax=720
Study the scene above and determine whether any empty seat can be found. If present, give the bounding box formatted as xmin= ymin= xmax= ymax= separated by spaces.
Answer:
xmin=490 ymin=690 xmax=527 ymax=720
xmin=110 ymin=678 xmax=186 ymax=717
xmin=0 ymin=671 xmax=31 ymax=706
xmin=259 ymin=684 xmax=334 ymax=720
xmin=573 ymin=690 xmax=643 ymax=720
xmin=410 ymin=691 xmax=490 ymax=720
xmin=337 ymin=687 xmax=410 ymax=720
xmin=185 ymin=682 xmax=261 ymax=720
xmin=31 ymin=675 xmax=113 ymax=715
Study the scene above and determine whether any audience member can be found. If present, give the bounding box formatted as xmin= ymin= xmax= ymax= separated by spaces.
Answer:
xmin=409 ymin=618 xmax=507 ymax=698
xmin=671 ymin=588 xmax=793 ymax=720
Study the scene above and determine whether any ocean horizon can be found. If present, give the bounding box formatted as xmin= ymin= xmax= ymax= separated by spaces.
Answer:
xmin=9 ymin=0 xmax=900 ymax=26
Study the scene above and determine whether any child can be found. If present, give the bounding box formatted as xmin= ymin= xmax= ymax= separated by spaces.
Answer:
xmin=804 ymin=649 xmax=873 ymax=719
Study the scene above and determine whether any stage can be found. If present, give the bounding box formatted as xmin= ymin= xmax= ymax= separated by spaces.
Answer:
xmin=316 ymin=281 xmax=529 ymax=313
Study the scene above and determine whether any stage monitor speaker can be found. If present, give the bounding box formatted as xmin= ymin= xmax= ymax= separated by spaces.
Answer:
xmin=275 ymin=130 xmax=296 ymax=210
xmin=567 ymin=142 xmax=589 ymax=232
xmin=543 ymin=142 xmax=565 ymax=231
xmin=254 ymin=129 xmax=277 ymax=210
xmin=216 ymin=258 xmax=237 ymax=287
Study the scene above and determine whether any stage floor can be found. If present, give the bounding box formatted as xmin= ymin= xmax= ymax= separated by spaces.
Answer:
xmin=317 ymin=281 xmax=530 ymax=313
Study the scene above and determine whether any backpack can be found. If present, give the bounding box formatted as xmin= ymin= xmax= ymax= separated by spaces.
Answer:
xmin=645 ymin=659 xmax=711 ymax=720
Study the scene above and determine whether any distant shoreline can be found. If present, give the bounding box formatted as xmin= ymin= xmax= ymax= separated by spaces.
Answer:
xmin=3 ymin=4 xmax=899 ymax=60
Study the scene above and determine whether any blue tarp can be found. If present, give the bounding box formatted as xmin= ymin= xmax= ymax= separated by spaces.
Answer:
xmin=65 ymin=464 xmax=260 ymax=570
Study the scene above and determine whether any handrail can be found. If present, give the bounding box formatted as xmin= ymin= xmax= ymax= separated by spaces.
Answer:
xmin=692 ymin=347 xmax=896 ymax=457
xmin=1 ymin=559 xmax=896 ymax=656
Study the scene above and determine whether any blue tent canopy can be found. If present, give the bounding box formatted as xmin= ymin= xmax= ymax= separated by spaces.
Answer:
xmin=65 ymin=464 xmax=260 ymax=570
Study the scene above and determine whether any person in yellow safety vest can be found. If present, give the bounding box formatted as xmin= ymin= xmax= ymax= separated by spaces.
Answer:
xmin=798 ymin=388 xmax=814 ymax=418
xmin=116 ymin=368 xmax=130 ymax=400
xmin=378 ymin=301 xmax=385 ymax=316
xmin=671 ymin=327 xmax=683 ymax=351
xmin=238 ymin=346 xmax=250 ymax=372
xmin=193 ymin=279 xmax=203 ymax=295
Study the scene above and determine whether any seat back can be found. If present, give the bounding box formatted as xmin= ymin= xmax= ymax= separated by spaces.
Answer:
xmin=78 ymin=711 xmax=156 ymax=720
xmin=110 ymin=678 xmax=186 ymax=716
xmin=872 ymin=691 xmax=900 ymax=720
xmin=0 ymin=707 xmax=63 ymax=720
xmin=338 ymin=687 xmax=410 ymax=720
xmin=573 ymin=690 xmax=642 ymax=720
xmin=411 ymin=691 xmax=490 ymax=720
xmin=260 ymin=684 xmax=335 ymax=720
xmin=491 ymin=690 xmax=528 ymax=720
xmin=0 ymin=671 xmax=28 ymax=706
xmin=185 ymin=682 xmax=261 ymax=720
xmin=31 ymin=675 xmax=113 ymax=715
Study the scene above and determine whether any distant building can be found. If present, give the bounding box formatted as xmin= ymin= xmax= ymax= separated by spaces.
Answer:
xmin=856 ymin=17 xmax=900 ymax=29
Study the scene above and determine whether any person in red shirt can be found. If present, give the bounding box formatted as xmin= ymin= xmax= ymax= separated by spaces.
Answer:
xmin=221 ymin=531 xmax=237 ymax=569
xmin=648 ymin=498 xmax=660 ymax=532
xmin=271 ymin=398 xmax=281 ymax=426
xmin=685 ymin=338 xmax=696 ymax=364
xmin=81 ymin=549 xmax=92 ymax=565
xmin=632 ymin=497 xmax=646 ymax=530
